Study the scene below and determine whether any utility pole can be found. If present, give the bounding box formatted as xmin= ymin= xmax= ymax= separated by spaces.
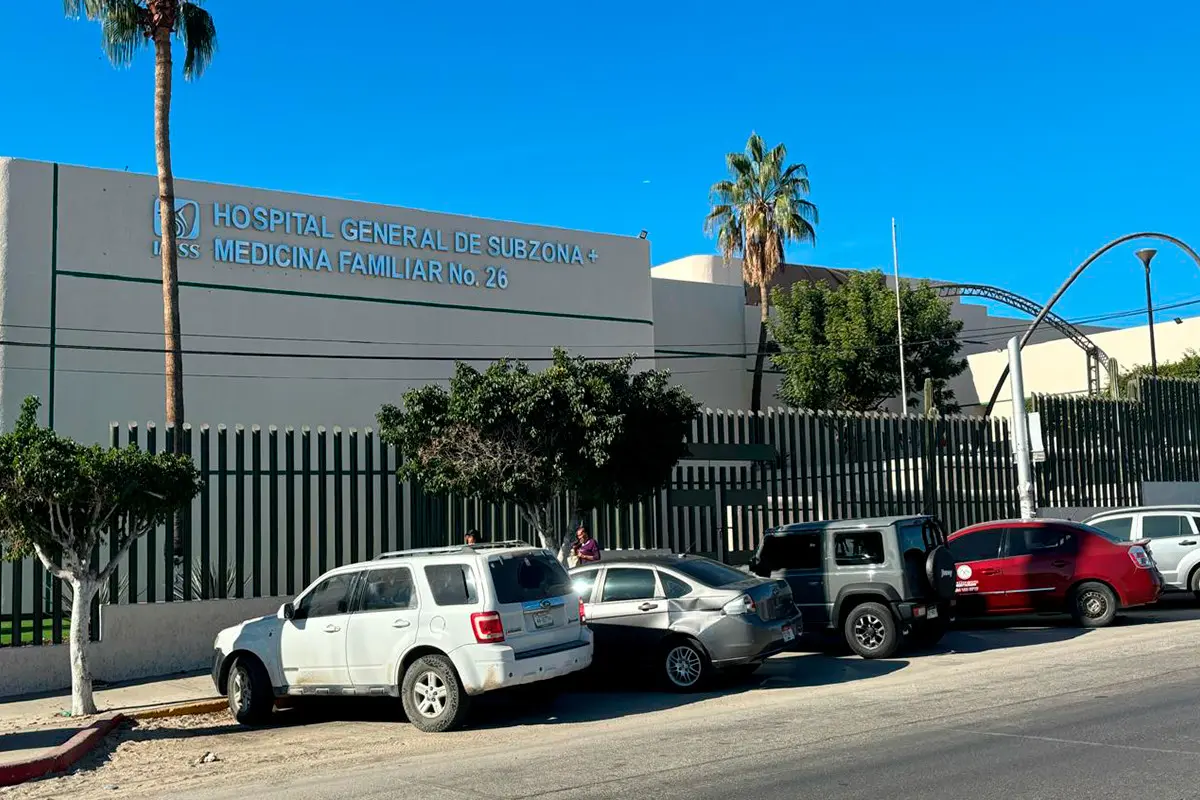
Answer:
xmin=1008 ymin=336 xmax=1036 ymax=519
xmin=892 ymin=219 xmax=908 ymax=413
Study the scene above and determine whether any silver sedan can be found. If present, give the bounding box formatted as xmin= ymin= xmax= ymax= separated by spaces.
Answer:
xmin=570 ymin=553 xmax=802 ymax=691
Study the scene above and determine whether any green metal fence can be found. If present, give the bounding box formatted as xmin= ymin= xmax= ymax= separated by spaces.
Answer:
xmin=1 ymin=408 xmax=1021 ymax=647
xmin=1031 ymin=377 xmax=1200 ymax=509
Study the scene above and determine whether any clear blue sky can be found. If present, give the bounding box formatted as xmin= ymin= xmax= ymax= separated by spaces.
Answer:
xmin=3 ymin=0 xmax=1199 ymax=326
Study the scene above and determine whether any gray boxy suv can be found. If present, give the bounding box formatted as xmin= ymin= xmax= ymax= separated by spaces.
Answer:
xmin=748 ymin=515 xmax=957 ymax=659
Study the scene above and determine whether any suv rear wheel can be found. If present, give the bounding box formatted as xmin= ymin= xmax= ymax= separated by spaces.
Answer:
xmin=844 ymin=602 xmax=900 ymax=659
xmin=401 ymin=655 xmax=470 ymax=733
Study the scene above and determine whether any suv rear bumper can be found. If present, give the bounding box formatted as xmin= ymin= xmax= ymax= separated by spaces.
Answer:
xmin=893 ymin=600 xmax=948 ymax=623
xmin=450 ymin=632 xmax=593 ymax=696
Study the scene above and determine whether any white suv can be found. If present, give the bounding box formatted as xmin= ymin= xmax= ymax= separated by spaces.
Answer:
xmin=211 ymin=542 xmax=592 ymax=732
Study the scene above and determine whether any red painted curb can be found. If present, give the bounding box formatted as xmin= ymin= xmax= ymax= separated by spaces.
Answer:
xmin=0 ymin=712 xmax=126 ymax=787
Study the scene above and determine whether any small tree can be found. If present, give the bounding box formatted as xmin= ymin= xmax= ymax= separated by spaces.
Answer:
xmin=769 ymin=270 xmax=967 ymax=412
xmin=1121 ymin=349 xmax=1200 ymax=393
xmin=0 ymin=398 xmax=202 ymax=715
xmin=378 ymin=350 xmax=699 ymax=555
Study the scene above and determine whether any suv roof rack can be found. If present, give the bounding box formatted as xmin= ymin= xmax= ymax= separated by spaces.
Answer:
xmin=375 ymin=540 xmax=534 ymax=560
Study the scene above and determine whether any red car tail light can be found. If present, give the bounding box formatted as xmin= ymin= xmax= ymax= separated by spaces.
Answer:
xmin=1128 ymin=545 xmax=1153 ymax=569
xmin=470 ymin=611 xmax=505 ymax=643
xmin=579 ymin=597 xmax=586 ymax=623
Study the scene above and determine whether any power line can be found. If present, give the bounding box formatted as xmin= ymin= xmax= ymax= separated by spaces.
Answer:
xmin=3 ymin=293 xmax=1196 ymax=352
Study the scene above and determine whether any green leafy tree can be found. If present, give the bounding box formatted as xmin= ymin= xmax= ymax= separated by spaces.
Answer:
xmin=64 ymin=0 xmax=218 ymax=445
xmin=705 ymin=132 xmax=818 ymax=414
xmin=0 ymin=398 xmax=202 ymax=715
xmin=769 ymin=270 xmax=967 ymax=412
xmin=377 ymin=350 xmax=699 ymax=555
xmin=1122 ymin=349 xmax=1200 ymax=392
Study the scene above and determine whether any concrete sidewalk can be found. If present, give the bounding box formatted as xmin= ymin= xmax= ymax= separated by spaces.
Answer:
xmin=0 ymin=672 xmax=219 ymax=734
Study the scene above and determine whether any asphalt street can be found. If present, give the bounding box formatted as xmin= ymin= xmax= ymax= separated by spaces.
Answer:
xmin=11 ymin=601 xmax=1200 ymax=800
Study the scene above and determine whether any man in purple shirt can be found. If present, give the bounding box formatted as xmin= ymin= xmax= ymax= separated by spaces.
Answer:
xmin=573 ymin=525 xmax=601 ymax=563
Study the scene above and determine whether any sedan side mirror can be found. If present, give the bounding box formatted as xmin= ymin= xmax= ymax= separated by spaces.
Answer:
xmin=279 ymin=602 xmax=295 ymax=621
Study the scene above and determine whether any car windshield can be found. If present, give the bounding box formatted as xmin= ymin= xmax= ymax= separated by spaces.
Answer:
xmin=670 ymin=557 xmax=749 ymax=588
xmin=488 ymin=552 xmax=573 ymax=604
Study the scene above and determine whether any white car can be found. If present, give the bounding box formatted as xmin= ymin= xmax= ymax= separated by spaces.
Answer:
xmin=211 ymin=542 xmax=592 ymax=732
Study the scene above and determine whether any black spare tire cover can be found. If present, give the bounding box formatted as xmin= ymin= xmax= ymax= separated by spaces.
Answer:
xmin=925 ymin=546 xmax=957 ymax=600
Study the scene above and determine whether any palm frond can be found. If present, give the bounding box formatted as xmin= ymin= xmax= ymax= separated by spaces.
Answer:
xmin=63 ymin=0 xmax=111 ymax=20
xmin=177 ymin=1 xmax=217 ymax=80
xmin=100 ymin=0 xmax=146 ymax=69
xmin=746 ymin=132 xmax=766 ymax=165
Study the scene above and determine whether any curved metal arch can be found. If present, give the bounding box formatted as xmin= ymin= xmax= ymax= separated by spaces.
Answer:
xmin=982 ymin=232 xmax=1200 ymax=416
xmin=936 ymin=283 xmax=1109 ymax=367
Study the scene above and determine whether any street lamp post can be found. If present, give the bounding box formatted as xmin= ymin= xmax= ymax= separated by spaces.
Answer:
xmin=1136 ymin=248 xmax=1158 ymax=377
xmin=981 ymin=232 xmax=1200 ymax=417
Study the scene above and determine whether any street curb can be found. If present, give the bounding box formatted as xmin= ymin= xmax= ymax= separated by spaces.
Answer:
xmin=127 ymin=699 xmax=227 ymax=720
xmin=0 ymin=712 xmax=126 ymax=787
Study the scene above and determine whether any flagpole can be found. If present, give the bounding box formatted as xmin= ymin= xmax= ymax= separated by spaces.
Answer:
xmin=892 ymin=218 xmax=908 ymax=413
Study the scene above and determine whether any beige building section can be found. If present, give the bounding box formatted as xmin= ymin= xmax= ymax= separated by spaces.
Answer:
xmin=957 ymin=315 xmax=1200 ymax=417
xmin=0 ymin=157 xmax=656 ymax=445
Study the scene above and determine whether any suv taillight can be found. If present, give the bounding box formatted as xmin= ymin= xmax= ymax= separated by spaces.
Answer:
xmin=1128 ymin=545 xmax=1153 ymax=569
xmin=579 ymin=597 xmax=586 ymax=623
xmin=471 ymin=611 xmax=505 ymax=643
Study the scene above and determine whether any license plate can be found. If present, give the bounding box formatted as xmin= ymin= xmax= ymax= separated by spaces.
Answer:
xmin=782 ymin=625 xmax=795 ymax=642
xmin=927 ymin=606 xmax=939 ymax=620
xmin=532 ymin=610 xmax=554 ymax=629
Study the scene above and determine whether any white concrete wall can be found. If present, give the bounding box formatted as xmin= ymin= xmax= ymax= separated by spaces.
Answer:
xmin=955 ymin=316 xmax=1200 ymax=417
xmin=0 ymin=157 xmax=656 ymax=444
xmin=0 ymin=595 xmax=286 ymax=697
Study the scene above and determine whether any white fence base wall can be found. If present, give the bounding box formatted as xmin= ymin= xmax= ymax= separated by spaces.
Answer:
xmin=0 ymin=595 xmax=288 ymax=698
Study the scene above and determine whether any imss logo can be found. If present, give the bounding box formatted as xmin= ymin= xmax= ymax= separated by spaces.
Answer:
xmin=151 ymin=198 xmax=203 ymax=259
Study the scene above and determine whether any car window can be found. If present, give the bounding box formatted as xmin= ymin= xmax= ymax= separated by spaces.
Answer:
xmin=1141 ymin=515 xmax=1194 ymax=539
xmin=423 ymin=564 xmax=478 ymax=606
xmin=358 ymin=567 xmax=416 ymax=612
xmin=659 ymin=572 xmax=693 ymax=599
xmin=947 ymin=530 xmax=1003 ymax=562
xmin=295 ymin=572 xmax=355 ymax=620
xmin=834 ymin=531 xmax=885 ymax=566
xmin=897 ymin=523 xmax=928 ymax=557
xmin=600 ymin=568 xmax=658 ymax=602
xmin=670 ymin=557 xmax=749 ymax=587
xmin=1089 ymin=516 xmax=1133 ymax=542
xmin=758 ymin=533 xmax=822 ymax=571
xmin=488 ymin=553 xmax=573 ymax=604
xmin=572 ymin=570 xmax=600 ymax=602
xmin=1005 ymin=527 xmax=1076 ymax=558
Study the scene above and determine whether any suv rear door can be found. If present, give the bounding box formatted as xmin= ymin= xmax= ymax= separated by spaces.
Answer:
xmin=345 ymin=564 xmax=421 ymax=689
xmin=486 ymin=551 xmax=578 ymax=655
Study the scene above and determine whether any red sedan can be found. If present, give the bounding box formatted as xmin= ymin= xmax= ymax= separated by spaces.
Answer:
xmin=947 ymin=519 xmax=1163 ymax=627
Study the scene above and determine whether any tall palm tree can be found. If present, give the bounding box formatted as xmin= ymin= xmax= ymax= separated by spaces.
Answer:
xmin=705 ymin=132 xmax=818 ymax=414
xmin=64 ymin=0 xmax=217 ymax=453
